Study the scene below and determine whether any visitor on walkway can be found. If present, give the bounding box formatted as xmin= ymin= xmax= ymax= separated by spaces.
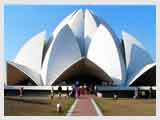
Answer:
xmin=78 ymin=86 xmax=80 ymax=97
xmin=51 ymin=86 xmax=54 ymax=99
xmin=94 ymin=85 xmax=97 ymax=96
xmin=149 ymin=86 xmax=153 ymax=98
xmin=70 ymin=84 xmax=75 ymax=97
xmin=66 ymin=86 xmax=69 ymax=97
xmin=133 ymin=87 xmax=138 ymax=99
xmin=89 ymin=84 xmax=93 ymax=95
xmin=75 ymin=80 xmax=80 ymax=98
xmin=80 ymin=85 xmax=84 ymax=95
xmin=19 ymin=87 xmax=24 ymax=97
xmin=75 ymin=86 xmax=78 ymax=98
xmin=89 ymin=86 xmax=92 ymax=95
xmin=84 ymin=84 xmax=87 ymax=95
xmin=113 ymin=94 xmax=118 ymax=100
xmin=86 ymin=85 xmax=89 ymax=95
xmin=58 ymin=86 xmax=62 ymax=98
xmin=75 ymin=85 xmax=80 ymax=98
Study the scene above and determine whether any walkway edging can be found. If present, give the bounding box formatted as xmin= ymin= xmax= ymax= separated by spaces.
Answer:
xmin=91 ymin=98 xmax=103 ymax=116
xmin=66 ymin=99 xmax=78 ymax=116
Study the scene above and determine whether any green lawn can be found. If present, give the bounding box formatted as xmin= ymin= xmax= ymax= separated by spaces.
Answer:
xmin=94 ymin=97 xmax=156 ymax=116
xmin=4 ymin=96 xmax=75 ymax=116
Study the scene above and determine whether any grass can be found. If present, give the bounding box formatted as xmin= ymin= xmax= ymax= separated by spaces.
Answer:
xmin=4 ymin=96 xmax=75 ymax=116
xmin=94 ymin=97 xmax=156 ymax=116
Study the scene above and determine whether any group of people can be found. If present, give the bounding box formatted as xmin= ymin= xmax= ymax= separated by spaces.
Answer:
xmin=50 ymin=84 xmax=81 ymax=98
xmin=48 ymin=81 xmax=98 ymax=98
xmin=51 ymin=85 xmax=70 ymax=98
xmin=70 ymin=81 xmax=97 ymax=98
xmin=133 ymin=87 xmax=154 ymax=99
xmin=18 ymin=85 xmax=154 ymax=99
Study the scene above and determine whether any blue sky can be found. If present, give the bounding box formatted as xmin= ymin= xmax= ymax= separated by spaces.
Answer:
xmin=5 ymin=5 xmax=156 ymax=61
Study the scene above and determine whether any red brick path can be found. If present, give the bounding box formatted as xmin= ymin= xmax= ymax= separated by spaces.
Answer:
xmin=71 ymin=95 xmax=98 ymax=116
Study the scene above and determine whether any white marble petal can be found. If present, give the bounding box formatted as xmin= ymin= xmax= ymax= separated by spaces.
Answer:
xmin=122 ymin=31 xmax=153 ymax=84
xmin=42 ymin=25 xmax=81 ymax=85
xmin=87 ymin=24 xmax=126 ymax=85
xmin=8 ymin=62 xmax=43 ymax=85
xmin=14 ymin=31 xmax=46 ymax=74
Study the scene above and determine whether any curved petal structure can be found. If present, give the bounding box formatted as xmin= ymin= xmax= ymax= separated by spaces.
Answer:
xmin=128 ymin=63 xmax=156 ymax=86
xmin=41 ymin=11 xmax=78 ymax=85
xmin=68 ymin=9 xmax=85 ymax=55
xmin=84 ymin=9 xmax=99 ymax=54
xmin=42 ymin=25 xmax=81 ymax=86
xmin=122 ymin=31 xmax=153 ymax=84
xmin=87 ymin=24 xmax=126 ymax=85
xmin=8 ymin=62 xmax=43 ymax=85
xmin=90 ymin=11 xmax=122 ymax=51
xmin=14 ymin=31 xmax=46 ymax=74
xmin=7 ymin=9 xmax=155 ymax=87
xmin=53 ymin=11 xmax=76 ymax=39
xmin=7 ymin=62 xmax=29 ymax=85
xmin=51 ymin=58 xmax=113 ymax=85
xmin=44 ymin=11 xmax=76 ymax=60
xmin=68 ymin=9 xmax=84 ymax=39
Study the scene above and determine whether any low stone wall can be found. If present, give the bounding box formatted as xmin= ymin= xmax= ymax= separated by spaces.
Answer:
xmin=4 ymin=89 xmax=70 ymax=97
xmin=99 ymin=90 xmax=156 ymax=98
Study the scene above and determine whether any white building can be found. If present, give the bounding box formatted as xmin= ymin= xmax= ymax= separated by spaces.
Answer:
xmin=6 ymin=9 xmax=155 ymax=87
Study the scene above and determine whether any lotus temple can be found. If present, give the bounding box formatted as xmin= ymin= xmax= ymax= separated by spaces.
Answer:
xmin=5 ymin=9 xmax=156 ymax=93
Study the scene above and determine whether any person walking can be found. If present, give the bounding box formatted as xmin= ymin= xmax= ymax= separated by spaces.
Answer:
xmin=50 ymin=86 xmax=54 ymax=99
xmin=84 ymin=84 xmax=87 ymax=95
xmin=19 ymin=87 xmax=24 ymax=97
xmin=75 ymin=86 xmax=80 ymax=98
xmin=149 ymin=86 xmax=153 ymax=98
xmin=78 ymin=86 xmax=80 ymax=97
xmin=133 ymin=87 xmax=138 ymax=99
xmin=71 ymin=84 xmax=75 ymax=98
xmin=75 ymin=80 xmax=80 ymax=98
xmin=66 ymin=86 xmax=69 ymax=97
xmin=58 ymin=86 xmax=62 ymax=98
xmin=94 ymin=85 xmax=97 ymax=96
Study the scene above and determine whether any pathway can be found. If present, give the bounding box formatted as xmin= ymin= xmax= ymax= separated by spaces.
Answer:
xmin=67 ymin=95 xmax=102 ymax=116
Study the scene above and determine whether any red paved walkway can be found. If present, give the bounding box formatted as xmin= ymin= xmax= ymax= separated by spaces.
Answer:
xmin=71 ymin=95 xmax=98 ymax=116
